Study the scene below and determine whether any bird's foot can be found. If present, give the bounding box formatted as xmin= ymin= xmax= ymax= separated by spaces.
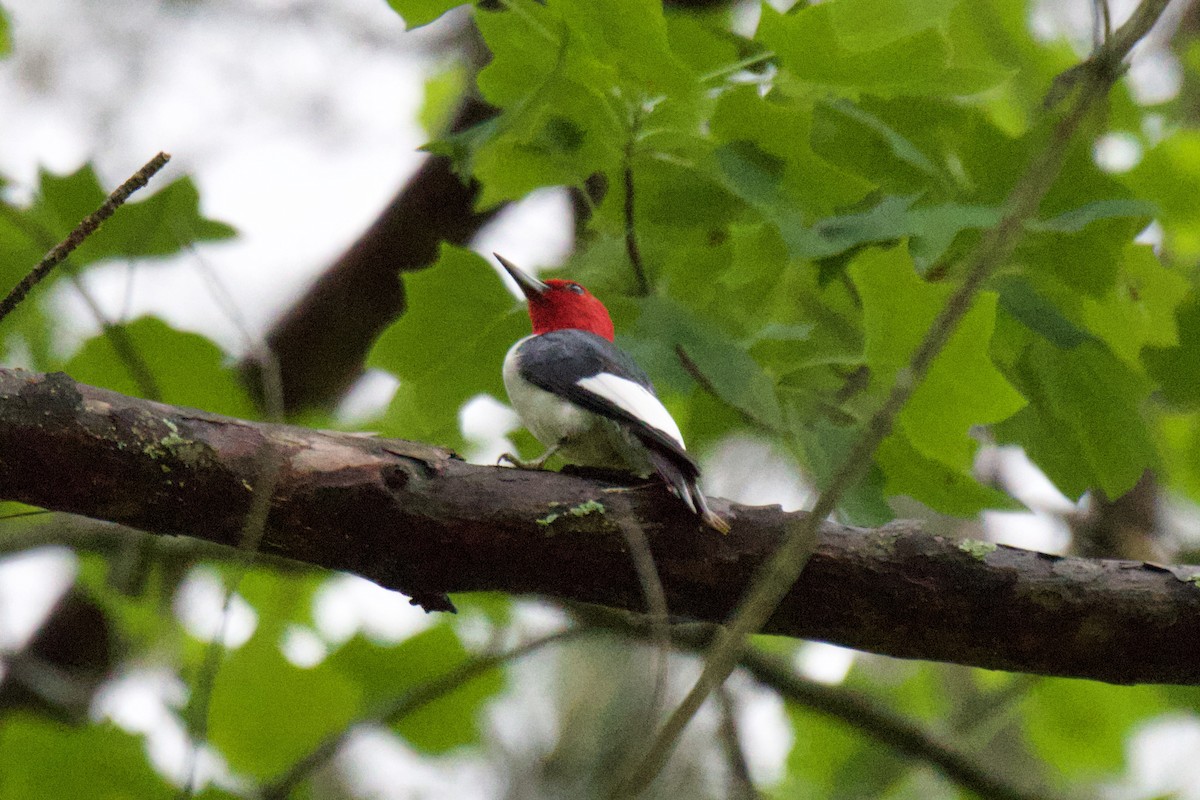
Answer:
xmin=498 ymin=452 xmax=539 ymax=469
xmin=498 ymin=444 xmax=559 ymax=470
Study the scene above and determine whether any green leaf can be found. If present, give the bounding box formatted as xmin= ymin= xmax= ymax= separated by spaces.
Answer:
xmin=1155 ymin=412 xmax=1200 ymax=503
xmin=1123 ymin=130 xmax=1200 ymax=260
xmin=713 ymin=139 xmax=792 ymax=210
xmin=1081 ymin=244 xmax=1189 ymax=369
xmin=994 ymin=274 xmax=1093 ymax=350
xmin=1145 ymin=293 xmax=1200 ymax=409
xmin=876 ymin=432 xmax=1018 ymax=516
xmin=0 ymin=717 xmax=173 ymax=800
xmin=419 ymin=63 xmax=468 ymax=136
xmin=208 ymin=633 xmax=361 ymax=778
xmin=807 ymin=195 xmax=1000 ymax=270
xmin=631 ymin=157 xmax=744 ymax=231
xmin=62 ymin=316 xmax=256 ymax=417
xmin=0 ymin=165 xmax=234 ymax=275
xmin=779 ymin=702 xmax=872 ymax=797
xmin=721 ymin=222 xmax=789 ymax=292
xmin=995 ymin=341 xmax=1156 ymax=500
xmin=664 ymin=10 xmax=741 ymax=76
xmin=757 ymin=2 xmax=1009 ymax=98
xmin=0 ymin=6 xmax=9 ymax=56
xmin=711 ymin=86 xmax=873 ymax=216
xmin=797 ymin=416 xmax=894 ymax=526
xmin=851 ymin=247 xmax=1025 ymax=470
xmin=812 ymin=95 xmax=1026 ymax=205
xmin=466 ymin=0 xmax=699 ymax=206
xmin=817 ymin=98 xmax=946 ymax=183
xmin=1023 ymin=680 xmax=1166 ymax=777
xmin=1027 ymin=198 xmax=1157 ymax=234
xmin=386 ymin=0 xmax=467 ymax=29
xmin=1019 ymin=148 xmax=1148 ymax=296
xmin=74 ymin=176 xmax=237 ymax=265
xmin=470 ymin=85 xmax=623 ymax=207
xmin=327 ymin=624 xmax=502 ymax=753
xmin=477 ymin=0 xmax=681 ymax=120
xmin=368 ymin=245 xmax=529 ymax=449
xmin=710 ymin=155 xmax=1003 ymax=269
xmin=629 ymin=295 xmax=783 ymax=432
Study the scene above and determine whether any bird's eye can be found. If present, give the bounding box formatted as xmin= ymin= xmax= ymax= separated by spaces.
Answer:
xmin=566 ymin=283 xmax=585 ymax=295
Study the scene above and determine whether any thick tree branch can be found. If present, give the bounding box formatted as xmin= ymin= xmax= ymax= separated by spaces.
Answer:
xmin=247 ymin=95 xmax=498 ymax=413
xmin=3 ymin=368 xmax=1200 ymax=684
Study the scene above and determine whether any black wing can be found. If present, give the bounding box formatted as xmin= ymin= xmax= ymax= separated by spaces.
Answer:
xmin=516 ymin=329 xmax=699 ymax=479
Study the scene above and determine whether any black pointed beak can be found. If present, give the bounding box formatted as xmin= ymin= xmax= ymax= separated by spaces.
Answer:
xmin=495 ymin=253 xmax=549 ymax=300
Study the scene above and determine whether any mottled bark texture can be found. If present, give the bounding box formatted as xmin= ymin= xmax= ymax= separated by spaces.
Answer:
xmin=3 ymin=368 xmax=1200 ymax=684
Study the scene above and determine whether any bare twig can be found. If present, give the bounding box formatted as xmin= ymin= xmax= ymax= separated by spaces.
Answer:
xmin=716 ymin=686 xmax=760 ymax=800
xmin=607 ymin=496 xmax=673 ymax=781
xmin=580 ymin=607 xmax=1059 ymax=800
xmin=0 ymin=199 xmax=163 ymax=401
xmin=617 ymin=1 xmax=1173 ymax=793
xmin=0 ymin=152 xmax=170 ymax=327
xmin=624 ymin=112 xmax=651 ymax=296
xmin=63 ymin=269 xmax=163 ymax=401
xmin=737 ymin=647 xmax=1058 ymax=800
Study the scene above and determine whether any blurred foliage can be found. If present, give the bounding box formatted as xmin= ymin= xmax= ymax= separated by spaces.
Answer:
xmin=2 ymin=0 xmax=1200 ymax=798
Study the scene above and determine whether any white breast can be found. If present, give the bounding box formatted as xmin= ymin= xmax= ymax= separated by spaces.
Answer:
xmin=503 ymin=337 xmax=593 ymax=446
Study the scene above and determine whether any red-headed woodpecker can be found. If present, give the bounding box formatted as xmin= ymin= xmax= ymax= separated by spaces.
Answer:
xmin=495 ymin=254 xmax=729 ymax=533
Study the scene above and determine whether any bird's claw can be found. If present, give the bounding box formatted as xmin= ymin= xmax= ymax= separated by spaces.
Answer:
xmin=498 ymin=451 xmax=544 ymax=470
xmin=498 ymin=442 xmax=561 ymax=470
xmin=498 ymin=451 xmax=526 ymax=468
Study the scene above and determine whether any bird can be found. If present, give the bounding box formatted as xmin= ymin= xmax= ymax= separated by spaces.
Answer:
xmin=494 ymin=253 xmax=729 ymax=533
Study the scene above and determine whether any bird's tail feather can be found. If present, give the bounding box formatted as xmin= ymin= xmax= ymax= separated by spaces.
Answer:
xmin=644 ymin=449 xmax=730 ymax=534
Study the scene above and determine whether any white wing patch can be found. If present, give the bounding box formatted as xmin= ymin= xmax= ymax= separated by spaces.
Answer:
xmin=575 ymin=373 xmax=686 ymax=449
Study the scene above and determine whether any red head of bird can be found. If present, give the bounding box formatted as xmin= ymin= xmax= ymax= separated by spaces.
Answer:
xmin=495 ymin=254 xmax=615 ymax=341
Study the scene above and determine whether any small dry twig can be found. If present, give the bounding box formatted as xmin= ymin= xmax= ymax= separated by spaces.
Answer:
xmin=0 ymin=152 xmax=171 ymax=327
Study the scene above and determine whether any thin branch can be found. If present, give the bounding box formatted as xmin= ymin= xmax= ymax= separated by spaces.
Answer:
xmin=261 ymin=628 xmax=586 ymax=799
xmin=623 ymin=112 xmax=651 ymax=296
xmin=0 ymin=193 xmax=164 ymax=401
xmin=0 ymin=152 xmax=170 ymax=327
xmin=580 ymin=607 xmax=1059 ymax=800
xmin=606 ymin=496 xmax=673 ymax=784
xmin=617 ymin=2 xmax=1173 ymax=792
xmin=0 ymin=514 xmax=316 ymax=578
xmin=737 ymin=647 xmax=1058 ymax=800
xmin=62 ymin=268 xmax=163 ymax=401
xmin=177 ymin=437 xmax=283 ymax=800
xmin=716 ymin=686 xmax=760 ymax=800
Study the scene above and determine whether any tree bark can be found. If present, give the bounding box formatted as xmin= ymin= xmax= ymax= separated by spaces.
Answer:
xmin=3 ymin=367 xmax=1200 ymax=685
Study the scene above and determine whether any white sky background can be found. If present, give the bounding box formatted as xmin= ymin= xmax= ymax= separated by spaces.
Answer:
xmin=0 ymin=0 xmax=434 ymax=351
xmin=0 ymin=0 xmax=1197 ymax=796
